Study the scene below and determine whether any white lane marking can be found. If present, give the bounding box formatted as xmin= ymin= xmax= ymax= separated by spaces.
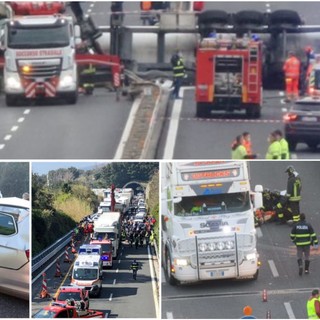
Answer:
xmin=23 ymin=109 xmax=30 ymax=115
xmin=266 ymin=8 xmax=271 ymax=13
xmin=114 ymin=96 xmax=142 ymax=159
xmin=166 ymin=312 xmax=173 ymax=319
xmin=0 ymin=144 xmax=5 ymax=150
xmin=118 ymin=259 xmax=121 ymax=264
xmin=116 ymin=268 xmax=119 ymax=273
xmin=281 ymin=107 xmax=288 ymax=112
xmin=162 ymin=269 xmax=166 ymax=283
xmin=4 ymin=135 xmax=12 ymax=141
xmin=291 ymin=153 xmax=297 ymax=159
xmin=256 ymin=227 xmax=263 ymax=238
xmin=279 ymin=91 xmax=285 ymax=97
xmin=266 ymin=3 xmax=270 ymax=7
xmin=87 ymin=9 xmax=92 ymax=13
xmin=148 ymin=245 xmax=159 ymax=318
xmin=163 ymin=88 xmax=185 ymax=159
xmin=280 ymin=99 xmax=287 ymax=105
xmin=109 ymin=293 xmax=113 ymax=301
xmin=11 ymin=126 xmax=18 ymax=132
xmin=113 ymin=279 xmax=116 ymax=285
xmin=17 ymin=117 xmax=25 ymax=123
xmin=284 ymin=302 xmax=296 ymax=319
xmin=90 ymin=3 xmax=94 ymax=7
xmin=268 ymin=260 xmax=279 ymax=278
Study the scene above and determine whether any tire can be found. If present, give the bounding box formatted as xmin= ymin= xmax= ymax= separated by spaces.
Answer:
xmin=196 ymin=102 xmax=210 ymax=118
xmin=165 ymin=251 xmax=178 ymax=286
xmin=287 ymin=138 xmax=297 ymax=151
xmin=65 ymin=92 xmax=78 ymax=105
xmin=268 ymin=10 xmax=301 ymax=27
xmin=5 ymin=94 xmax=17 ymax=107
xmin=198 ymin=10 xmax=229 ymax=25
xmin=307 ymin=142 xmax=318 ymax=150
xmin=234 ymin=10 xmax=265 ymax=27
xmin=246 ymin=104 xmax=261 ymax=119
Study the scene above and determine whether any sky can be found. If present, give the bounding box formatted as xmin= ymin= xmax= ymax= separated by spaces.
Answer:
xmin=32 ymin=162 xmax=109 ymax=175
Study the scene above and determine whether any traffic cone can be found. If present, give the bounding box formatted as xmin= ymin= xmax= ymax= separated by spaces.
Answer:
xmin=266 ymin=310 xmax=271 ymax=319
xmin=54 ymin=259 xmax=62 ymax=277
xmin=39 ymin=273 xmax=50 ymax=299
xmin=64 ymin=247 xmax=71 ymax=263
xmin=71 ymin=241 xmax=77 ymax=254
xmin=262 ymin=289 xmax=268 ymax=302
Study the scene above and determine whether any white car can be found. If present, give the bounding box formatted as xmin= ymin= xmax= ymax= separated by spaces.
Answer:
xmin=0 ymin=197 xmax=30 ymax=300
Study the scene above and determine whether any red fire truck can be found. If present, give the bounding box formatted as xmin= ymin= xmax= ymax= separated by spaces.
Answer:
xmin=195 ymin=35 xmax=263 ymax=118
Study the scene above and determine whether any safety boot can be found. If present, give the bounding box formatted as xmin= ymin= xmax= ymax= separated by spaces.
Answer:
xmin=298 ymin=259 xmax=303 ymax=276
xmin=305 ymin=260 xmax=310 ymax=274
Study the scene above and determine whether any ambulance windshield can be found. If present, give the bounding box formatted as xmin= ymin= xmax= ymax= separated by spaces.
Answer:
xmin=73 ymin=267 xmax=98 ymax=280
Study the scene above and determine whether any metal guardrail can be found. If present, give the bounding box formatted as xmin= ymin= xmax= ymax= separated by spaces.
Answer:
xmin=32 ymin=230 xmax=73 ymax=273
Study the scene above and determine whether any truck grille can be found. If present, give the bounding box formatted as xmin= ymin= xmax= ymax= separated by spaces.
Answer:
xmin=17 ymin=59 xmax=61 ymax=79
xmin=177 ymin=233 xmax=254 ymax=269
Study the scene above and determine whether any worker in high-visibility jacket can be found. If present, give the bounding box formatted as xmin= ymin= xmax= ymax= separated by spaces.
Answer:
xmin=81 ymin=64 xmax=96 ymax=95
xmin=306 ymin=289 xmax=320 ymax=319
xmin=286 ymin=165 xmax=302 ymax=223
xmin=283 ymin=51 xmax=301 ymax=102
xmin=274 ymin=129 xmax=290 ymax=159
xmin=265 ymin=132 xmax=281 ymax=160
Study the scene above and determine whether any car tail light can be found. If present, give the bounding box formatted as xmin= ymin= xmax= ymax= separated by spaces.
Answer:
xmin=283 ymin=113 xmax=298 ymax=122
xmin=25 ymin=249 xmax=30 ymax=260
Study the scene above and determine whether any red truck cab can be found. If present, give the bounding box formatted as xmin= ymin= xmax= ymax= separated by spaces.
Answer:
xmin=8 ymin=2 xmax=65 ymax=15
xmin=53 ymin=286 xmax=89 ymax=310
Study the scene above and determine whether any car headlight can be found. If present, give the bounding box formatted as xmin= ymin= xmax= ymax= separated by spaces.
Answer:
xmin=246 ymin=253 xmax=257 ymax=261
xmin=174 ymin=258 xmax=189 ymax=266
xmin=6 ymin=76 xmax=22 ymax=90
xmin=59 ymin=75 xmax=74 ymax=88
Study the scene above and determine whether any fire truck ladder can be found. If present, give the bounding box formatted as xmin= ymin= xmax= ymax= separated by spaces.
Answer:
xmin=248 ymin=45 xmax=259 ymax=94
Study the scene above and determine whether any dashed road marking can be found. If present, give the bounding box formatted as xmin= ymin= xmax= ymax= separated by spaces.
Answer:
xmin=166 ymin=312 xmax=173 ymax=319
xmin=4 ymin=135 xmax=12 ymax=141
xmin=113 ymin=279 xmax=116 ymax=285
xmin=23 ymin=109 xmax=30 ymax=115
xmin=268 ymin=259 xmax=279 ymax=278
xmin=109 ymin=293 xmax=113 ymax=301
xmin=17 ymin=117 xmax=25 ymax=123
xmin=118 ymin=259 xmax=121 ymax=264
xmin=163 ymin=117 xmax=282 ymax=124
xmin=284 ymin=302 xmax=295 ymax=319
xmin=116 ymin=268 xmax=119 ymax=273
xmin=11 ymin=126 xmax=18 ymax=132
xmin=0 ymin=144 xmax=5 ymax=150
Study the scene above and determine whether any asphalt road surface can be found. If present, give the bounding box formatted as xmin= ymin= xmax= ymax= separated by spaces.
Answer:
xmin=162 ymin=161 xmax=320 ymax=319
xmin=32 ymin=240 xmax=157 ymax=318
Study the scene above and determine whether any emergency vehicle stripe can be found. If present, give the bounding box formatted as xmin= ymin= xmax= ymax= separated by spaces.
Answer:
xmin=45 ymin=82 xmax=56 ymax=97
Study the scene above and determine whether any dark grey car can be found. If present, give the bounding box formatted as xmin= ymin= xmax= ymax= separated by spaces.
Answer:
xmin=284 ymin=99 xmax=320 ymax=151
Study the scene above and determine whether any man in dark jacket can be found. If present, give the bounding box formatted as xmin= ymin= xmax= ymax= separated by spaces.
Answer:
xmin=171 ymin=52 xmax=185 ymax=99
xmin=286 ymin=165 xmax=302 ymax=223
xmin=290 ymin=213 xmax=318 ymax=275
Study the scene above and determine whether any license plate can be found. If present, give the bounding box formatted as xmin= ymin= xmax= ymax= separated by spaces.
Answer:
xmin=208 ymin=270 xmax=225 ymax=277
xmin=302 ymin=116 xmax=317 ymax=122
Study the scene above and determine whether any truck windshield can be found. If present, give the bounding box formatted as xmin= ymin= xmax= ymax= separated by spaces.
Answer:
xmin=100 ymin=243 xmax=112 ymax=252
xmin=33 ymin=309 xmax=57 ymax=318
xmin=8 ymin=24 xmax=69 ymax=49
xmin=174 ymin=192 xmax=250 ymax=216
xmin=73 ymin=268 xmax=98 ymax=281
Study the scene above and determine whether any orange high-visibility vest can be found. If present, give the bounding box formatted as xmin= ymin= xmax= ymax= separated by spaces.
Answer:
xmin=283 ymin=56 xmax=300 ymax=79
xmin=141 ymin=1 xmax=152 ymax=10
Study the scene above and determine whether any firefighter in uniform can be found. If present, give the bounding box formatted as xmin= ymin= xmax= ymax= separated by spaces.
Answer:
xmin=130 ymin=259 xmax=140 ymax=280
xmin=171 ymin=52 xmax=185 ymax=99
xmin=306 ymin=289 xmax=320 ymax=319
xmin=290 ymin=213 xmax=318 ymax=276
xmin=283 ymin=51 xmax=301 ymax=102
xmin=286 ymin=165 xmax=302 ymax=223
xmin=265 ymin=132 xmax=281 ymax=160
xmin=272 ymin=190 xmax=292 ymax=224
xmin=274 ymin=129 xmax=290 ymax=159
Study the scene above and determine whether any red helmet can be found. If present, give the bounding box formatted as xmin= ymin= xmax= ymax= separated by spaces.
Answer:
xmin=305 ymin=46 xmax=313 ymax=53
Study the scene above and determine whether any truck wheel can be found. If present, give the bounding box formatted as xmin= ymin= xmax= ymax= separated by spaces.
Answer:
xmin=165 ymin=252 xmax=178 ymax=286
xmin=65 ymin=92 xmax=78 ymax=105
xmin=234 ymin=10 xmax=265 ymax=27
xmin=268 ymin=10 xmax=301 ymax=27
xmin=287 ymin=138 xmax=297 ymax=151
xmin=245 ymin=104 xmax=261 ymax=119
xmin=196 ymin=102 xmax=210 ymax=118
xmin=198 ymin=10 xmax=229 ymax=37
xmin=5 ymin=95 xmax=17 ymax=107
